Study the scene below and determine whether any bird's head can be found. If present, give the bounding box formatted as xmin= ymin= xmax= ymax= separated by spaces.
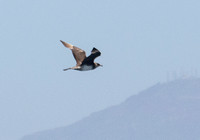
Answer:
xmin=95 ymin=63 xmax=103 ymax=68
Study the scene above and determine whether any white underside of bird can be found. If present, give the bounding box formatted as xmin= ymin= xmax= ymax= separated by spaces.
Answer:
xmin=80 ymin=65 xmax=93 ymax=71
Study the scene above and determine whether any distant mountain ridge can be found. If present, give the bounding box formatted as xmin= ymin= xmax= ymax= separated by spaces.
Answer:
xmin=21 ymin=78 xmax=200 ymax=140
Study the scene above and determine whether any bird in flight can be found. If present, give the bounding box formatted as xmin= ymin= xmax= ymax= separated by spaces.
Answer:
xmin=60 ymin=40 xmax=102 ymax=71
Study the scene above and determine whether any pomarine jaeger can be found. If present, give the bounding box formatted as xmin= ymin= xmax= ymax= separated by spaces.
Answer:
xmin=60 ymin=40 xmax=102 ymax=71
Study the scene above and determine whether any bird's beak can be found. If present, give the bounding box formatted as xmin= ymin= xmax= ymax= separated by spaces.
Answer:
xmin=100 ymin=65 xmax=103 ymax=67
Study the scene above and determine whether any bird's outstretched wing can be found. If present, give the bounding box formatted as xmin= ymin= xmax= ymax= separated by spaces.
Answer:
xmin=82 ymin=47 xmax=101 ymax=65
xmin=60 ymin=40 xmax=86 ymax=66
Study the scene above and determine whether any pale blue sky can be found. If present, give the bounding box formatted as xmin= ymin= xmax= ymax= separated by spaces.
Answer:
xmin=1 ymin=0 xmax=200 ymax=140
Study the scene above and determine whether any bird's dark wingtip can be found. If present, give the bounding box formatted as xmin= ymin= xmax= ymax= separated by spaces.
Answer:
xmin=92 ymin=47 xmax=99 ymax=52
xmin=91 ymin=47 xmax=101 ymax=56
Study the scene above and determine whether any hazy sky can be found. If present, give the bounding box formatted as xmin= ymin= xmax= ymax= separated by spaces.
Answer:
xmin=1 ymin=0 xmax=200 ymax=140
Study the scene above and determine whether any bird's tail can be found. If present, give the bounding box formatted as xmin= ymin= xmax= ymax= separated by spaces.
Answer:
xmin=63 ymin=68 xmax=72 ymax=71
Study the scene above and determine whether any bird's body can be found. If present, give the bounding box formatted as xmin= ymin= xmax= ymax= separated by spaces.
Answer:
xmin=60 ymin=40 xmax=102 ymax=71
xmin=79 ymin=65 xmax=94 ymax=71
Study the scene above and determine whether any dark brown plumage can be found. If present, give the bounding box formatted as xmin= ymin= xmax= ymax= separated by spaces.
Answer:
xmin=60 ymin=40 xmax=102 ymax=71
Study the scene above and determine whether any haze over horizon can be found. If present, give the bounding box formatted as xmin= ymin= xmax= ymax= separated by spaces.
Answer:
xmin=21 ymin=77 xmax=200 ymax=140
xmin=1 ymin=0 xmax=200 ymax=140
